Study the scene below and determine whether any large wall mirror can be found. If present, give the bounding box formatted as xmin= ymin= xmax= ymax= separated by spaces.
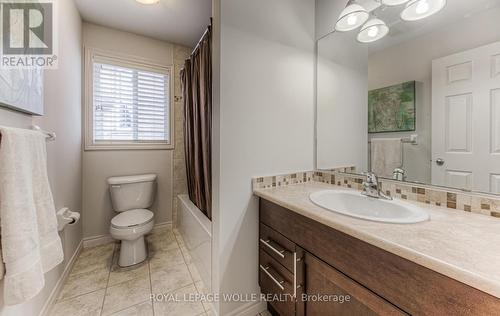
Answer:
xmin=316 ymin=0 xmax=500 ymax=194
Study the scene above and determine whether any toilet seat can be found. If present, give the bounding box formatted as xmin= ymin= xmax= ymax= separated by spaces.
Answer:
xmin=111 ymin=209 xmax=154 ymax=228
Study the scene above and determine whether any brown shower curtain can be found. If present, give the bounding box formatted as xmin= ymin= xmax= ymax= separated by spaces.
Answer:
xmin=180 ymin=26 xmax=212 ymax=219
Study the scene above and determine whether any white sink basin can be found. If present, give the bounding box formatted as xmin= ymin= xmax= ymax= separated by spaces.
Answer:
xmin=309 ymin=190 xmax=429 ymax=224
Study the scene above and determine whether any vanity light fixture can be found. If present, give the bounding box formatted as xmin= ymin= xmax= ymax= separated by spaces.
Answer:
xmin=400 ymin=0 xmax=447 ymax=21
xmin=381 ymin=0 xmax=410 ymax=6
xmin=135 ymin=0 xmax=160 ymax=4
xmin=335 ymin=0 xmax=370 ymax=32
xmin=357 ymin=18 xmax=389 ymax=43
xmin=335 ymin=0 xmax=446 ymax=44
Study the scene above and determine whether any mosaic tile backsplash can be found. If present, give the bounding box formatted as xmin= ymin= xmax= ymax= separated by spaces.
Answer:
xmin=252 ymin=171 xmax=315 ymax=189
xmin=253 ymin=169 xmax=500 ymax=219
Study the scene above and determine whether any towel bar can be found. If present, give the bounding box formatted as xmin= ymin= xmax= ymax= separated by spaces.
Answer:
xmin=368 ymin=134 xmax=418 ymax=145
xmin=31 ymin=125 xmax=56 ymax=141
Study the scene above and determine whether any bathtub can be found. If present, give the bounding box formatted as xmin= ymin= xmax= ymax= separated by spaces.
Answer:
xmin=177 ymin=194 xmax=212 ymax=291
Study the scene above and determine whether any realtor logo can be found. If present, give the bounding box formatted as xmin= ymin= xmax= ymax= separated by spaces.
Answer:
xmin=1 ymin=0 xmax=57 ymax=68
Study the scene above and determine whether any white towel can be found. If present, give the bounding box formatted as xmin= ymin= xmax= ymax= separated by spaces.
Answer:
xmin=0 ymin=126 xmax=63 ymax=305
xmin=371 ymin=138 xmax=402 ymax=178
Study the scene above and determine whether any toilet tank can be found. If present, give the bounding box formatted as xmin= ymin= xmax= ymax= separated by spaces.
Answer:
xmin=107 ymin=174 xmax=157 ymax=212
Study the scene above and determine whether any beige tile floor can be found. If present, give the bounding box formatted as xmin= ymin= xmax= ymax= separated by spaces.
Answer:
xmin=50 ymin=225 xmax=272 ymax=316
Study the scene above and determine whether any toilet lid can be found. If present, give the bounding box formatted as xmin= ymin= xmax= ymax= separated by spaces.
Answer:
xmin=111 ymin=209 xmax=154 ymax=228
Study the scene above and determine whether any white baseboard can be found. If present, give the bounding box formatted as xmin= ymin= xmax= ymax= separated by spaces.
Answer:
xmin=82 ymin=234 xmax=115 ymax=248
xmin=39 ymin=240 xmax=83 ymax=316
xmin=82 ymin=221 xmax=173 ymax=248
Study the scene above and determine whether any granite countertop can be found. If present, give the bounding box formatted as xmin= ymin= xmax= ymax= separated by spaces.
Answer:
xmin=253 ymin=181 xmax=500 ymax=298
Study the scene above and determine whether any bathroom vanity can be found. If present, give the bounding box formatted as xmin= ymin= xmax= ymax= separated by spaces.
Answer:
xmin=255 ymin=182 xmax=500 ymax=316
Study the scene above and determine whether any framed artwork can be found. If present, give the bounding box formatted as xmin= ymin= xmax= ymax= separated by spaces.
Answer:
xmin=368 ymin=81 xmax=415 ymax=133
xmin=0 ymin=68 xmax=44 ymax=115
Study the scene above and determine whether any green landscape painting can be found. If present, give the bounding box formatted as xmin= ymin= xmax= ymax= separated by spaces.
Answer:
xmin=368 ymin=81 xmax=416 ymax=133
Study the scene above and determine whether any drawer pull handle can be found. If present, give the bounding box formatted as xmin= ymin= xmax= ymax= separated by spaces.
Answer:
xmin=260 ymin=238 xmax=286 ymax=258
xmin=260 ymin=264 xmax=285 ymax=290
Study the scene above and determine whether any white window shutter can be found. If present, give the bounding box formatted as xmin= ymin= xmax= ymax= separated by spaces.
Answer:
xmin=92 ymin=62 xmax=169 ymax=143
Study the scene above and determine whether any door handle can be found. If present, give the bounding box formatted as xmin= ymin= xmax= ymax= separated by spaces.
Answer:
xmin=435 ymin=158 xmax=445 ymax=166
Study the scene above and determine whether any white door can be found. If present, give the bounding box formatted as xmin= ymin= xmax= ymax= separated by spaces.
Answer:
xmin=432 ymin=41 xmax=500 ymax=193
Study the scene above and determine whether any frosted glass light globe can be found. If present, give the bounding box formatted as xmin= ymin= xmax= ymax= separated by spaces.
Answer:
xmin=335 ymin=3 xmax=369 ymax=32
xmin=357 ymin=19 xmax=389 ymax=43
xmin=401 ymin=0 xmax=446 ymax=21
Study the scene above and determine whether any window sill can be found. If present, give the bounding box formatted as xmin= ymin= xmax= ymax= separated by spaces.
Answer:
xmin=84 ymin=142 xmax=174 ymax=151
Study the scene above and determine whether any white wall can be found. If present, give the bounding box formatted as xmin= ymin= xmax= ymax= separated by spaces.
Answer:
xmin=81 ymin=23 xmax=187 ymax=239
xmin=0 ymin=0 xmax=83 ymax=314
xmin=368 ymin=6 xmax=500 ymax=183
xmin=212 ymin=0 xmax=315 ymax=314
xmin=315 ymin=0 xmax=347 ymax=40
xmin=317 ymin=31 xmax=368 ymax=170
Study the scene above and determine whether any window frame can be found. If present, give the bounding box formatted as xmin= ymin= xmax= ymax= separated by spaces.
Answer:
xmin=84 ymin=47 xmax=174 ymax=151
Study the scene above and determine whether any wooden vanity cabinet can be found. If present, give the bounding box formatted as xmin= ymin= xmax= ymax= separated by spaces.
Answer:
xmin=259 ymin=215 xmax=403 ymax=315
xmin=303 ymin=252 xmax=405 ymax=316
xmin=258 ymin=198 xmax=500 ymax=316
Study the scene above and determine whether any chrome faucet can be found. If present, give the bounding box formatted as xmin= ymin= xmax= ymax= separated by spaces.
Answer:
xmin=362 ymin=172 xmax=392 ymax=200
xmin=392 ymin=168 xmax=406 ymax=181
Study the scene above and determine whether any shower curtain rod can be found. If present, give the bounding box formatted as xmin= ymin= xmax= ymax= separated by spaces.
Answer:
xmin=191 ymin=27 xmax=210 ymax=56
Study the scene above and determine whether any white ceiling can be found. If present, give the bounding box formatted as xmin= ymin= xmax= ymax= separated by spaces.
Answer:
xmin=74 ymin=0 xmax=212 ymax=47
xmin=357 ymin=0 xmax=500 ymax=52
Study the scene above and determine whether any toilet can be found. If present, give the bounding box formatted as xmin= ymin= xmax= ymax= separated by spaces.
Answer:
xmin=107 ymin=174 xmax=157 ymax=267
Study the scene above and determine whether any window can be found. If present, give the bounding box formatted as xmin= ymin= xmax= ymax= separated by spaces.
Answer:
xmin=85 ymin=49 xmax=173 ymax=150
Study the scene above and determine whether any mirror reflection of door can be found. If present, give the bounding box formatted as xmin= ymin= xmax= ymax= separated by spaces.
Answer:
xmin=432 ymin=41 xmax=500 ymax=193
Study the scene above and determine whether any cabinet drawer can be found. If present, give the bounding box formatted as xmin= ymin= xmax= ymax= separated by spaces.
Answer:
xmin=260 ymin=223 xmax=296 ymax=272
xmin=304 ymin=252 xmax=406 ymax=316
xmin=259 ymin=249 xmax=295 ymax=316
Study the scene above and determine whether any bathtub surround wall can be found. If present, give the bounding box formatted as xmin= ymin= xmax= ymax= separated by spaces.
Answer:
xmin=173 ymin=47 xmax=192 ymax=225
xmin=212 ymin=0 xmax=316 ymax=314
xmin=81 ymin=23 xmax=191 ymax=240
xmin=0 ymin=0 xmax=83 ymax=315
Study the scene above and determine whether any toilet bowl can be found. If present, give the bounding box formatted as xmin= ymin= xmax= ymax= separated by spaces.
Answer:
xmin=107 ymin=174 xmax=157 ymax=267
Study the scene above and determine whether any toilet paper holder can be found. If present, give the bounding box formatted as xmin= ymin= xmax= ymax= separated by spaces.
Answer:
xmin=56 ymin=207 xmax=80 ymax=231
